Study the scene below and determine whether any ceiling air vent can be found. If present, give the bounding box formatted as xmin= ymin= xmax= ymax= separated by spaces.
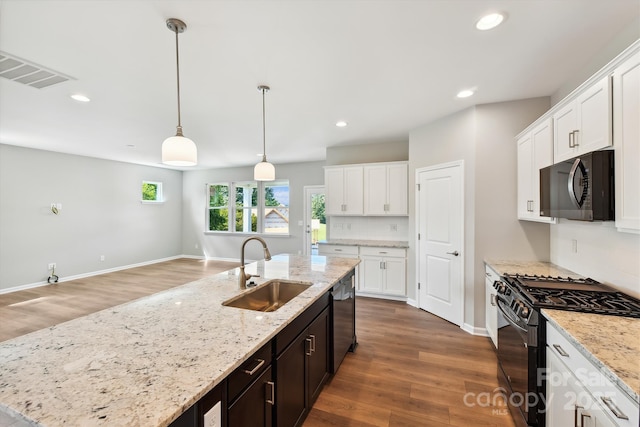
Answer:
xmin=0 ymin=51 xmax=75 ymax=89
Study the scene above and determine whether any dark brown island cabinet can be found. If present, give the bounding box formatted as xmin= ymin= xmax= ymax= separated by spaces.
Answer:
xmin=168 ymin=268 xmax=356 ymax=427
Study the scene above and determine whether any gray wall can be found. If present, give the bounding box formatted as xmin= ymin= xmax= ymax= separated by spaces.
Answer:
xmin=408 ymin=97 xmax=551 ymax=330
xmin=0 ymin=144 xmax=183 ymax=291
xmin=326 ymin=141 xmax=408 ymax=166
xmin=181 ymin=161 xmax=325 ymax=263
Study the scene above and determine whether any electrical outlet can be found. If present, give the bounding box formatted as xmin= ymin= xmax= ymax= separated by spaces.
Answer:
xmin=100 ymin=255 xmax=105 ymax=261
xmin=571 ymin=239 xmax=578 ymax=253
xmin=48 ymin=263 xmax=56 ymax=270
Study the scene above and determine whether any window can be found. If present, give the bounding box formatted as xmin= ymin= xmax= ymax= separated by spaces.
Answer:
xmin=264 ymin=180 xmax=289 ymax=234
xmin=207 ymin=180 xmax=289 ymax=234
xmin=235 ymin=182 xmax=258 ymax=232
xmin=208 ymin=184 xmax=229 ymax=231
xmin=142 ymin=181 xmax=163 ymax=202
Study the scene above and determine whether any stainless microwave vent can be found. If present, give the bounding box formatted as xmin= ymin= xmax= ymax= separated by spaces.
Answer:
xmin=0 ymin=51 xmax=75 ymax=88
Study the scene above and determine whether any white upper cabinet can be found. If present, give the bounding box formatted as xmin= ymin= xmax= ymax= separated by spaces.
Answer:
xmin=517 ymin=118 xmax=555 ymax=222
xmin=553 ymin=75 xmax=612 ymax=162
xmin=613 ymin=51 xmax=640 ymax=233
xmin=363 ymin=162 xmax=408 ymax=216
xmin=325 ymin=166 xmax=363 ymax=216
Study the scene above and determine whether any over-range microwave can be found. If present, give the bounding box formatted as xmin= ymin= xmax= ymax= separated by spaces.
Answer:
xmin=539 ymin=150 xmax=614 ymax=221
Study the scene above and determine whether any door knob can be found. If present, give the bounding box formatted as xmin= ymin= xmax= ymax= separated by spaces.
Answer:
xmin=447 ymin=251 xmax=459 ymax=256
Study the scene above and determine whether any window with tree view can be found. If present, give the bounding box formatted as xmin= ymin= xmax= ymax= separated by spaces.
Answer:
xmin=208 ymin=184 xmax=229 ymax=231
xmin=206 ymin=181 xmax=289 ymax=234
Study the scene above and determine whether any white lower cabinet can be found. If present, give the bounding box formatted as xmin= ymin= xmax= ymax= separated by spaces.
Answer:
xmin=318 ymin=244 xmax=407 ymax=298
xmin=358 ymin=247 xmax=406 ymax=296
xmin=546 ymin=322 xmax=638 ymax=427
xmin=484 ymin=266 xmax=500 ymax=348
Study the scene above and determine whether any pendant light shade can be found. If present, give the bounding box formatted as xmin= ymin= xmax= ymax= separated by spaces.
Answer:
xmin=162 ymin=18 xmax=197 ymax=166
xmin=254 ymin=85 xmax=275 ymax=181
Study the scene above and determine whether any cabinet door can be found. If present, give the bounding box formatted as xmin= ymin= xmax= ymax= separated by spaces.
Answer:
xmin=276 ymin=334 xmax=306 ymax=427
xmin=228 ymin=366 xmax=274 ymax=427
xmin=386 ymin=163 xmax=408 ymax=215
xmin=324 ymin=168 xmax=345 ymax=216
xmin=382 ymin=257 xmax=406 ymax=295
xmin=485 ymin=276 xmax=497 ymax=348
xmin=545 ymin=347 xmax=615 ymax=427
xmin=359 ymin=256 xmax=383 ymax=293
xmin=363 ymin=164 xmax=387 ymax=215
xmin=307 ymin=308 xmax=330 ymax=406
xmin=553 ymin=102 xmax=578 ymax=162
xmin=517 ymin=133 xmax=534 ymax=219
xmin=576 ymin=75 xmax=612 ymax=156
xmin=343 ymin=166 xmax=363 ymax=215
xmin=614 ymin=52 xmax=640 ymax=232
xmin=531 ymin=119 xmax=555 ymax=222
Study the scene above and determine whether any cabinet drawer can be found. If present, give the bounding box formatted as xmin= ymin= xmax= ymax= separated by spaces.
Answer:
xmin=228 ymin=341 xmax=273 ymax=403
xmin=359 ymin=246 xmax=406 ymax=258
xmin=318 ymin=244 xmax=358 ymax=256
xmin=547 ymin=322 xmax=638 ymax=427
xmin=275 ymin=292 xmax=330 ymax=355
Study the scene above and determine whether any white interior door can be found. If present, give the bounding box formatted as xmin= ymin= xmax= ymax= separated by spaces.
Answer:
xmin=303 ymin=186 xmax=325 ymax=255
xmin=417 ymin=161 xmax=464 ymax=326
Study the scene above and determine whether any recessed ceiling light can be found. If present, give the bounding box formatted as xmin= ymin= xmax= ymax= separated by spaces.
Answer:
xmin=476 ymin=12 xmax=505 ymax=31
xmin=70 ymin=93 xmax=90 ymax=102
xmin=336 ymin=121 xmax=348 ymax=128
xmin=457 ymin=89 xmax=474 ymax=98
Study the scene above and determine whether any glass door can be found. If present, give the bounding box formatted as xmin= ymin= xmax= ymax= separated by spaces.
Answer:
xmin=303 ymin=186 xmax=325 ymax=255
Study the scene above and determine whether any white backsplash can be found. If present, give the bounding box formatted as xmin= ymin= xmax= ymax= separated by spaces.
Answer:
xmin=327 ymin=216 xmax=409 ymax=241
xmin=550 ymin=219 xmax=640 ymax=298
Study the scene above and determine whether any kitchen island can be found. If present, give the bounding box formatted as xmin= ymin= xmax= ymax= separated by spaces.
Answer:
xmin=0 ymin=254 xmax=359 ymax=427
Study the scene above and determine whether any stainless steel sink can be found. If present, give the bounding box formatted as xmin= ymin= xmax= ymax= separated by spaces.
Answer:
xmin=222 ymin=279 xmax=312 ymax=312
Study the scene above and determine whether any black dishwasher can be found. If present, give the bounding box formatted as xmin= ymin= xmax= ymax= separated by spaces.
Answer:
xmin=331 ymin=269 xmax=356 ymax=373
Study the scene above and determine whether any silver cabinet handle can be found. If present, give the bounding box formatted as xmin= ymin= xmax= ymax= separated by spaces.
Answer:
xmin=242 ymin=358 xmax=265 ymax=375
xmin=266 ymin=381 xmax=275 ymax=406
xmin=490 ymin=294 xmax=496 ymax=307
xmin=334 ymin=248 xmax=343 ymax=252
xmin=573 ymin=129 xmax=579 ymax=146
xmin=574 ymin=405 xmax=583 ymax=427
xmin=379 ymin=251 xmax=388 ymax=254
xmin=569 ymin=130 xmax=574 ymax=148
xmin=446 ymin=251 xmax=459 ymax=256
xmin=580 ymin=411 xmax=591 ymax=426
xmin=305 ymin=338 xmax=312 ymax=356
xmin=600 ymin=396 xmax=629 ymax=420
xmin=553 ymin=344 xmax=569 ymax=357
xmin=309 ymin=334 xmax=316 ymax=353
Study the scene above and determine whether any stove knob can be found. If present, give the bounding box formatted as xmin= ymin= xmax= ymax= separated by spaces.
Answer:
xmin=519 ymin=304 xmax=530 ymax=318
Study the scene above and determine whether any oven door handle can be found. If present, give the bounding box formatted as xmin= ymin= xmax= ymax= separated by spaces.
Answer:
xmin=495 ymin=296 xmax=528 ymax=334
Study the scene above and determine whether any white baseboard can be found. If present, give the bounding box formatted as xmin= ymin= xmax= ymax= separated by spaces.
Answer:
xmin=0 ymin=255 xmax=188 ymax=295
xmin=406 ymin=298 xmax=418 ymax=307
xmin=462 ymin=323 xmax=490 ymax=337
xmin=355 ymin=291 xmax=407 ymax=302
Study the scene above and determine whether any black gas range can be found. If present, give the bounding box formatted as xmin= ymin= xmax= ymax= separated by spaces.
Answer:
xmin=494 ymin=273 xmax=640 ymax=427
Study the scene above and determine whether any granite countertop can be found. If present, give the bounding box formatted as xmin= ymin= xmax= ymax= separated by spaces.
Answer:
xmin=318 ymin=239 xmax=409 ymax=248
xmin=484 ymin=259 xmax=583 ymax=278
xmin=0 ymin=254 xmax=360 ymax=427
xmin=543 ymin=309 xmax=640 ymax=404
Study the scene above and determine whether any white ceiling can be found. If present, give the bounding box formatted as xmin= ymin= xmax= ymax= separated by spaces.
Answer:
xmin=1 ymin=1 xmax=638 ymax=170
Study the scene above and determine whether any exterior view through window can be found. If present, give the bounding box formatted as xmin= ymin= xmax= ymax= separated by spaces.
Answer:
xmin=207 ymin=180 xmax=289 ymax=234
xmin=142 ymin=181 xmax=163 ymax=202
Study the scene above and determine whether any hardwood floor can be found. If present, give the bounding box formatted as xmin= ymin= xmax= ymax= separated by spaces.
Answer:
xmin=0 ymin=258 xmax=237 ymax=342
xmin=0 ymin=259 xmax=515 ymax=426
xmin=303 ymin=298 xmax=516 ymax=427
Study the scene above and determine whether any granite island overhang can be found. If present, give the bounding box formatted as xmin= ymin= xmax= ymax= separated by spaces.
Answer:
xmin=0 ymin=254 xmax=360 ymax=427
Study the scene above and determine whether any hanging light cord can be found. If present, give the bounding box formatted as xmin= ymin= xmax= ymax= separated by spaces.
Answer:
xmin=261 ymin=88 xmax=267 ymax=162
xmin=174 ymin=27 xmax=183 ymax=135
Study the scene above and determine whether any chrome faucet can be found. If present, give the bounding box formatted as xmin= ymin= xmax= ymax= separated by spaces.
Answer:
xmin=239 ymin=237 xmax=272 ymax=288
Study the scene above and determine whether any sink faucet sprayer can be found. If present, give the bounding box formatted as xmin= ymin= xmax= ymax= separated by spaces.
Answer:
xmin=239 ymin=237 xmax=272 ymax=288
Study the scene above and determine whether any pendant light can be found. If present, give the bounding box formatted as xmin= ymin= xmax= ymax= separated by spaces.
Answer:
xmin=254 ymin=85 xmax=275 ymax=181
xmin=162 ymin=18 xmax=197 ymax=166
